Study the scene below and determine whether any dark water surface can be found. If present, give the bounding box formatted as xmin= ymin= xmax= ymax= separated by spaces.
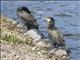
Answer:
xmin=1 ymin=1 xmax=80 ymax=60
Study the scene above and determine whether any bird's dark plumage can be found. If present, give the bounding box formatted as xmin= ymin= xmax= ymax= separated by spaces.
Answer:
xmin=44 ymin=17 xmax=65 ymax=47
xmin=16 ymin=7 xmax=39 ymax=30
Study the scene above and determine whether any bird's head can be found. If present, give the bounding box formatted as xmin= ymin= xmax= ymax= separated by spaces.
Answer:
xmin=44 ymin=16 xmax=55 ymax=25
xmin=17 ymin=6 xmax=31 ymax=14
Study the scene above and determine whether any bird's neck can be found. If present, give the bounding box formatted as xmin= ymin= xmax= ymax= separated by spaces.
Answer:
xmin=48 ymin=23 xmax=56 ymax=30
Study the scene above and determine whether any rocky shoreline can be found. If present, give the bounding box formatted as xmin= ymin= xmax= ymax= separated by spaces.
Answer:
xmin=0 ymin=15 xmax=70 ymax=60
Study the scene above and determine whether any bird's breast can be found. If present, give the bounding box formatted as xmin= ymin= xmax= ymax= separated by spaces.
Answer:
xmin=48 ymin=30 xmax=59 ymax=39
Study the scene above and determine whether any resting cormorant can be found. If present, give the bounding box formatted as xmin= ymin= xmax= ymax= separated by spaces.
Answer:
xmin=16 ymin=7 xmax=39 ymax=30
xmin=44 ymin=17 xmax=65 ymax=47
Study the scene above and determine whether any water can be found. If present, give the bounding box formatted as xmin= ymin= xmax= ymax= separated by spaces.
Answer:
xmin=1 ymin=1 xmax=80 ymax=60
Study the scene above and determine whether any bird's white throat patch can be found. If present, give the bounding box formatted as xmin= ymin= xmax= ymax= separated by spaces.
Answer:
xmin=45 ymin=18 xmax=51 ymax=22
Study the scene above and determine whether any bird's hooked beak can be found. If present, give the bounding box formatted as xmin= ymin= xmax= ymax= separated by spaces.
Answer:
xmin=44 ymin=17 xmax=51 ymax=22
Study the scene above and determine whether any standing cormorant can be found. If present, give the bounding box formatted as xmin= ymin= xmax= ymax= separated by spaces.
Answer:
xmin=16 ymin=7 xmax=39 ymax=30
xmin=44 ymin=17 xmax=65 ymax=47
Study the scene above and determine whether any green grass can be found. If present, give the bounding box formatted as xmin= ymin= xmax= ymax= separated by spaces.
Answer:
xmin=1 ymin=33 xmax=22 ymax=44
xmin=0 ymin=15 xmax=27 ymax=44
xmin=1 ymin=28 xmax=25 ymax=44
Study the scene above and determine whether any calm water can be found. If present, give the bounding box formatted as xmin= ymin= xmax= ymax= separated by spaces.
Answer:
xmin=1 ymin=1 xmax=80 ymax=60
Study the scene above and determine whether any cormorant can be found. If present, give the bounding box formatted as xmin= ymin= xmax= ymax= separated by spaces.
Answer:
xmin=44 ymin=17 xmax=65 ymax=47
xmin=16 ymin=7 xmax=39 ymax=30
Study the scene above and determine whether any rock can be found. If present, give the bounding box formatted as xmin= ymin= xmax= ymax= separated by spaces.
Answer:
xmin=1 ymin=15 xmax=70 ymax=60
xmin=48 ymin=48 xmax=69 ymax=60
xmin=25 ymin=29 xmax=70 ymax=60
xmin=26 ymin=29 xmax=53 ymax=50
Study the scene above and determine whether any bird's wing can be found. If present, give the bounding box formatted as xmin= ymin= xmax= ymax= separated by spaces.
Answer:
xmin=48 ymin=29 xmax=65 ymax=45
xmin=57 ymin=29 xmax=65 ymax=45
xmin=48 ymin=29 xmax=58 ymax=43
xmin=17 ymin=11 xmax=39 ymax=27
xmin=29 ymin=14 xmax=39 ymax=27
xmin=57 ymin=29 xmax=64 ymax=40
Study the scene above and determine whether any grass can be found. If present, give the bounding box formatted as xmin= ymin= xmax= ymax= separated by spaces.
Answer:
xmin=0 ymin=15 xmax=32 ymax=44
xmin=1 ymin=29 xmax=23 ymax=44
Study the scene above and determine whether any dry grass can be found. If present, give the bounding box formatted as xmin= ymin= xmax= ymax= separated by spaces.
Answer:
xmin=0 ymin=15 xmax=33 ymax=45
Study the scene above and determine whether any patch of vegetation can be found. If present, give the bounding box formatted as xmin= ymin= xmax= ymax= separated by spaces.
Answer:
xmin=1 ymin=29 xmax=23 ymax=44
xmin=0 ymin=15 xmax=29 ymax=44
